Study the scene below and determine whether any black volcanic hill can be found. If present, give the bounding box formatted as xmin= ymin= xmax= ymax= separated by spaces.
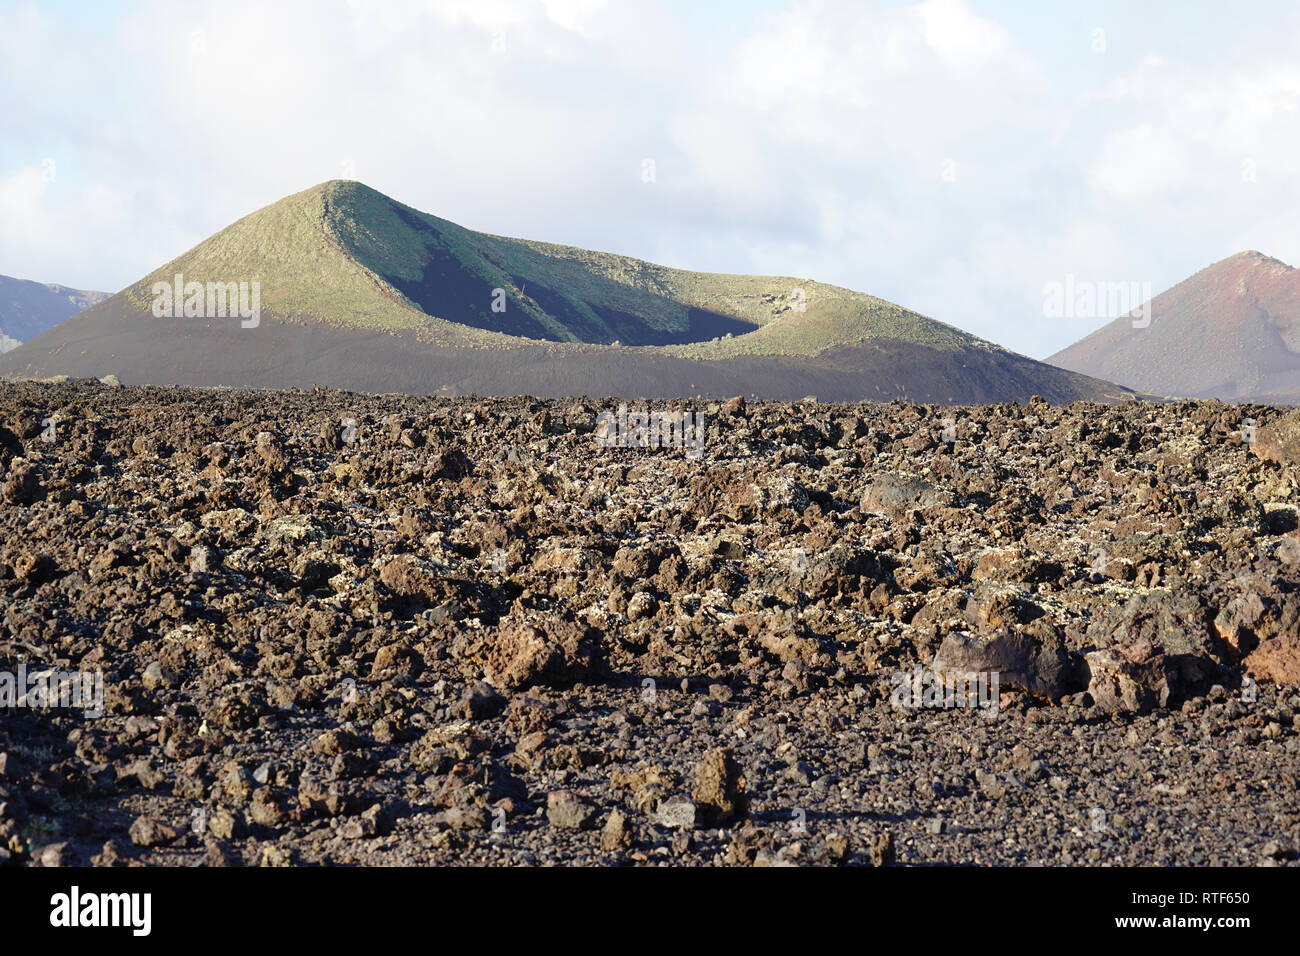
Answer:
xmin=0 ymin=181 xmax=1138 ymax=403
xmin=0 ymin=274 xmax=108 ymax=353
xmin=1048 ymin=251 xmax=1300 ymax=404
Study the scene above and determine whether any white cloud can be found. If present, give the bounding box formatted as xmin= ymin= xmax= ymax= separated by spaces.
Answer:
xmin=1090 ymin=124 xmax=1190 ymax=200
xmin=0 ymin=167 xmax=50 ymax=247
xmin=0 ymin=166 xmax=140 ymax=290
xmin=919 ymin=0 xmax=1017 ymax=71
xmin=4 ymin=0 xmax=1300 ymax=360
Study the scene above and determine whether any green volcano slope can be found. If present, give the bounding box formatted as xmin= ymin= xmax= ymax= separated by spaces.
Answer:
xmin=0 ymin=180 xmax=1139 ymax=403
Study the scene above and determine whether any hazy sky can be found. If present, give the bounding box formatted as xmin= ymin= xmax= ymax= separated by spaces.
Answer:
xmin=3 ymin=0 xmax=1299 ymax=358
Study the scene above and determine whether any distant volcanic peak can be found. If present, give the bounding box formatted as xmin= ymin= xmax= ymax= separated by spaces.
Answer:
xmin=1201 ymin=251 xmax=1295 ymax=289
xmin=0 ymin=273 xmax=111 ymax=348
xmin=1048 ymin=248 xmax=1300 ymax=403
xmin=1230 ymin=249 xmax=1291 ymax=268
xmin=1224 ymin=249 xmax=1269 ymax=262
xmin=1209 ymin=253 xmax=1300 ymax=309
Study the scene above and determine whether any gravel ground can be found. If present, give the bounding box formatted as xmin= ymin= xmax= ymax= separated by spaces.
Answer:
xmin=0 ymin=380 xmax=1298 ymax=867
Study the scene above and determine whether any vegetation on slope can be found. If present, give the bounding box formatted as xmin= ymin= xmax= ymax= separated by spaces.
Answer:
xmin=117 ymin=180 xmax=1016 ymax=360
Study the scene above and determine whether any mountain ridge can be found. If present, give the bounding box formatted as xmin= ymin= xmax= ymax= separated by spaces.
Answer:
xmin=0 ymin=274 xmax=110 ymax=353
xmin=0 ymin=180 xmax=1139 ymax=404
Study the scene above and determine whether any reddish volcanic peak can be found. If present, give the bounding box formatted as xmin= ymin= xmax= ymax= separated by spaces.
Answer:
xmin=1048 ymin=250 xmax=1300 ymax=404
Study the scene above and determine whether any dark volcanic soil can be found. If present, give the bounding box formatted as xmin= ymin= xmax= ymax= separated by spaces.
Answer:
xmin=0 ymin=297 xmax=1138 ymax=404
xmin=1 ymin=381 xmax=1298 ymax=867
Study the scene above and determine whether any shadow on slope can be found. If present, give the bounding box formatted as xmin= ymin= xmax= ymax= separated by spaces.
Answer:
xmin=0 ymin=296 xmax=1138 ymax=404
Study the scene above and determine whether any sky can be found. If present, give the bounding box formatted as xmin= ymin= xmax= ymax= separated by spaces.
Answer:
xmin=3 ymin=0 xmax=1300 ymax=359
